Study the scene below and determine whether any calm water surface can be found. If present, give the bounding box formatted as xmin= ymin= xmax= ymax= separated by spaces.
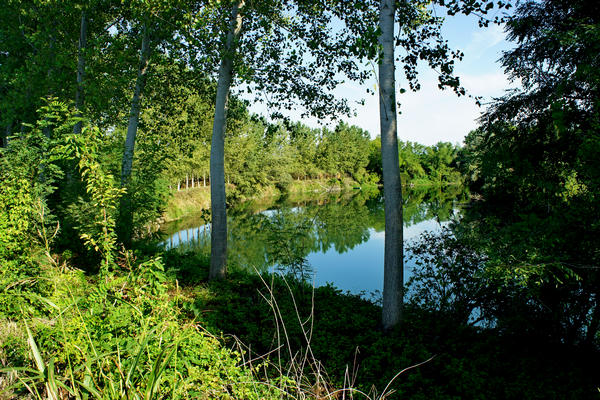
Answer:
xmin=161 ymin=186 xmax=466 ymax=296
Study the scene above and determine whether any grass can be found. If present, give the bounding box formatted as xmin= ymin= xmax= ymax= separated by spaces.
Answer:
xmin=0 ymin=257 xmax=294 ymax=399
xmin=2 ymin=245 xmax=598 ymax=399
xmin=2 ymin=249 xmax=406 ymax=400
xmin=164 ymin=187 xmax=211 ymax=222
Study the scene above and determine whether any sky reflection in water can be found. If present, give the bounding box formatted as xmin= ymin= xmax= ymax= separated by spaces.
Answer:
xmin=161 ymin=187 xmax=465 ymax=297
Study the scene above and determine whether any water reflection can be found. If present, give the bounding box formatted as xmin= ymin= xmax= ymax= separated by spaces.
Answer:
xmin=161 ymin=185 xmax=467 ymax=294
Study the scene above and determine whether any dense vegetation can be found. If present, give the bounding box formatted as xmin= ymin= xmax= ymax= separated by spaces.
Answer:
xmin=2 ymin=0 xmax=599 ymax=398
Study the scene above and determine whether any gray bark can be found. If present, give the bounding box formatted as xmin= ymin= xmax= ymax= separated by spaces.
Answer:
xmin=74 ymin=10 xmax=88 ymax=135
xmin=209 ymin=0 xmax=244 ymax=280
xmin=119 ymin=23 xmax=151 ymax=245
xmin=586 ymin=297 xmax=600 ymax=344
xmin=1 ymin=124 xmax=9 ymax=148
xmin=43 ymin=33 xmax=57 ymax=139
xmin=379 ymin=0 xmax=403 ymax=331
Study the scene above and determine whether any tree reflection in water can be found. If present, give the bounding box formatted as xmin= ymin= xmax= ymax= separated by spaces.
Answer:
xmin=161 ymin=185 xmax=468 ymax=282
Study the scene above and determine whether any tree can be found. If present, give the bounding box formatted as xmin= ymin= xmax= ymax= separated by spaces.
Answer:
xmin=119 ymin=21 xmax=152 ymax=246
xmin=462 ymin=0 xmax=600 ymax=344
xmin=117 ymin=2 xmax=195 ymax=245
xmin=378 ymin=0 xmax=403 ymax=331
xmin=73 ymin=8 xmax=88 ymax=135
xmin=196 ymin=0 xmax=374 ymax=280
xmin=373 ymin=0 xmax=511 ymax=330
xmin=0 ymin=0 xmax=80 ymax=135
xmin=208 ymin=0 xmax=245 ymax=280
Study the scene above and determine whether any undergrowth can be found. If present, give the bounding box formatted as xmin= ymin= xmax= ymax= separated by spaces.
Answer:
xmin=2 ymin=244 xmax=599 ymax=399
xmin=0 ymin=254 xmax=291 ymax=399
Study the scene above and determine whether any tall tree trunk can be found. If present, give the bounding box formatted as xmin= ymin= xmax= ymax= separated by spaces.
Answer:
xmin=118 ymin=23 xmax=151 ymax=246
xmin=43 ymin=33 xmax=57 ymax=139
xmin=209 ymin=0 xmax=244 ymax=280
xmin=379 ymin=0 xmax=403 ymax=331
xmin=1 ymin=124 xmax=9 ymax=148
xmin=74 ymin=10 xmax=88 ymax=135
xmin=586 ymin=295 xmax=600 ymax=344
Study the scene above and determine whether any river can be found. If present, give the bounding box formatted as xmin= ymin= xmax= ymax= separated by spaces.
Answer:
xmin=160 ymin=185 xmax=467 ymax=298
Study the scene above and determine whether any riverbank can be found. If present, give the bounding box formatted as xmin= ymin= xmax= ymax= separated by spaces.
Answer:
xmin=162 ymin=176 xmax=466 ymax=224
xmin=3 ymin=241 xmax=597 ymax=399
xmin=189 ymin=262 xmax=598 ymax=399
xmin=163 ymin=177 xmax=369 ymax=222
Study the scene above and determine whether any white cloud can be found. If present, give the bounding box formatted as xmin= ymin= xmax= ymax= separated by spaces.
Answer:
xmin=466 ymin=24 xmax=507 ymax=56
xmin=245 ymin=15 xmax=517 ymax=147
xmin=341 ymin=70 xmax=484 ymax=145
xmin=248 ymin=72 xmax=490 ymax=146
xmin=460 ymin=70 xmax=513 ymax=98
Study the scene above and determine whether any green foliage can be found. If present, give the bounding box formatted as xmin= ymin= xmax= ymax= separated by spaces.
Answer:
xmin=61 ymin=126 xmax=125 ymax=275
xmin=0 ymin=175 xmax=35 ymax=259
xmin=0 ymin=99 xmax=70 ymax=257
xmin=406 ymin=228 xmax=489 ymax=325
xmin=3 ymin=1 xmax=598 ymax=398
xmin=0 ymin=257 xmax=290 ymax=399
xmin=367 ymin=137 xmax=463 ymax=186
xmin=0 ymin=99 xmax=74 ymax=316
xmin=183 ymin=263 xmax=598 ymax=400
xmin=316 ymin=123 xmax=371 ymax=180
xmin=458 ymin=0 xmax=600 ymax=346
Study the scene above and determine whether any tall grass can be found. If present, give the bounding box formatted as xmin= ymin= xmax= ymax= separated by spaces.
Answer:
xmin=1 ymin=262 xmax=432 ymax=400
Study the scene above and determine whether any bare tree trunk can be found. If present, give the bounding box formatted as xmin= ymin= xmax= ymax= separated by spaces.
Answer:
xmin=209 ymin=0 xmax=244 ymax=281
xmin=43 ymin=33 xmax=57 ymax=139
xmin=379 ymin=0 xmax=403 ymax=331
xmin=1 ymin=124 xmax=9 ymax=148
xmin=203 ymin=174 xmax=206 ymax=187
xmin=119 ymin=23 xmax=151 ymax=246
xmin=0 ymin=122 xmax=12 ymax=147
xmin=586 ymin=296 xmax=600 ymax=344
xmin=73 ymin=10 xmax=87 ymax=135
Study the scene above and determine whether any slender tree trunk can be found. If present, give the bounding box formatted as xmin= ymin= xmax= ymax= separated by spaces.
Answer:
xmin=74 ymin=10 xmax=87 ymax=135
xmin=0 ymin=124 xmax=10 ymax=148
xmin=42 ymin=34 xmax=57 ymax=139
xmin=1 ymin=124 xmax=9 ymax=148
xmin=118 ymin=23 xmax=151 ymax=246
xmin=586 ymin=295 xmax=600 ymax=344
xmin=203 ymin=174 xmax=206 ymax=187
xmin=209 ymin=0 xmax=244 ymax=280
xmin=379 ymin=0 xmax=403 ymax=331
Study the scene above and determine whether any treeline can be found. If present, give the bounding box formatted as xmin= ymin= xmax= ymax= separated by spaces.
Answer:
xmin=368 ymin=138 xmax=462 ymax=186
xmin=162 ymin=116 xmax=376 ymax=196
xmin=136 ymin=62 xmax=463 ymax=199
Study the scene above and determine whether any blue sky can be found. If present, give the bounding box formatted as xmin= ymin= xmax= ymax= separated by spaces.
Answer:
xmin=246 ymin=10 xmax=517 ymax=146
